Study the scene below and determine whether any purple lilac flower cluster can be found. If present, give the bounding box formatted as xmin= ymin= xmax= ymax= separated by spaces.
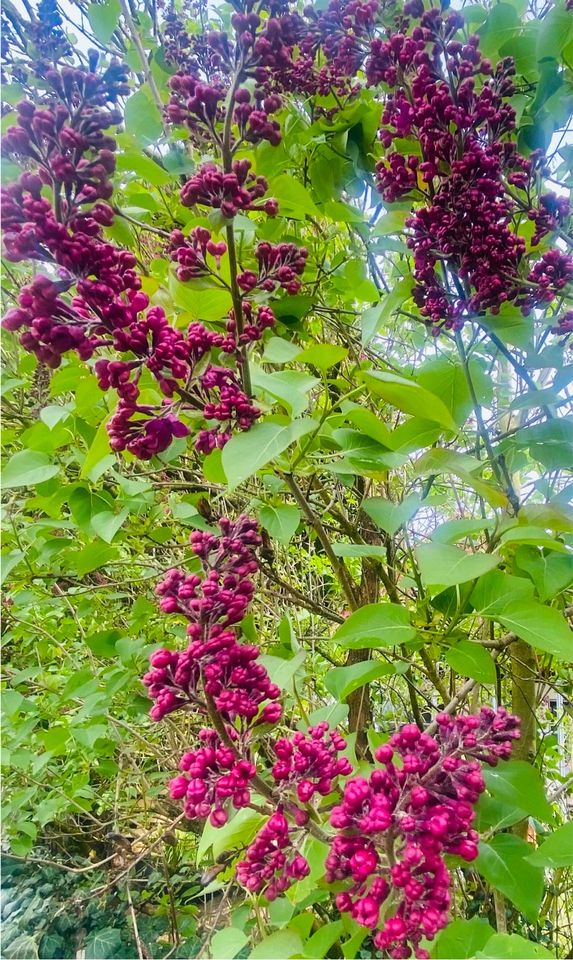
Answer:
xmin=370 ymin=5 xmax=573 ymax=332
xmin=0 ymin=64 xmax=282 ymax=460
xmin=144 ymin=516 xmax=287 ymax=825
xmin=326 ymin=707 xmax=520 ymax=958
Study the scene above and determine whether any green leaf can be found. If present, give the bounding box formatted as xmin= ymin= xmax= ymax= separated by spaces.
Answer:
xmin=416 ymin=543 xmax=499 ymax=592
xmin=258 ymin=504 xmax=300 ymax=543
xmin=418 ymin=357 xmax=492 ymax=427
xmin=92 ymin=508 xmax=129 ymax=543
xmin=536 ymin=2 xmax=573 ymax=61
xmin=303 ymin=921 xmax=345 ymax=959
xmin=331 ymin=543 xmax=388 ymax=559
xmin=85 ymin=629 xmax=122 ymax=658
xmin=295 ymin=343 xmax=348 ymax=371
xmin=526 ymin=822 xmax=573 ymax=868
xmin=475 ymin=835 xmax=544 ymax=922
xmin=210 ymin=928 xmax=248 ymax=960
xmin=80 ymin=417 xmax=113 ymax=480
xmin=470 ymin=570 xmax=535 ymax=616
xmin=222 ymin=418 xmax=317 ymax=489
xmin=361 ymin=277 xmax=414 ymax=346
xmin=3 ymin=936 xmax=40 ymax=960
xmin=362 ymin=371 xmax=458 ymax=432
xmin=86 ymin=0 xmax=121 ymax=44
xmin=260 ymin=651 xmax=306 ymax=692
xmin=431 ymin=917 xmax=495 ymax=959
xmin=251 ymin=367 xmax=318 ymax=418
xmin=84 ymin=928 xmax=123 ymax=960
xmin=499 ymin=525 xmax=570 ymax=553
xmin=263 ymin=337 xmax=301 ymax=363
xmin=268 ymin=174 xmax=318 ymax=218
xmin=445 ymin=640 xmax=496 ymax=684
xmin=483 ymin=760 xmax=554 ymax=823
xmin=124 ymin=87 xmax=163 ymax=146
xmin=70 ymin=542 xmax=118 ymax=577
xmin=431 ymin=518 xmax=494 ymax=544
xmin=332 ymin=603 xmax=415 ymax=649
xmin=495 ymin=601 xmax=572 ymax=659
xmin=325 ymin=659 xmax=394 ymax=700
xmin=2 ymin=450 xmax=59 ymax=488
xmin=516 ymin=547 xmax=573 ymax=602
xmin=362 ymin=494 xmax=421 ymax=536
xmin=198 ymin=808 xmax=265 ymax=862
xmin=476 ymin=934 xmax=555 ymax=959
xmin=249 ymin=930 xmax=303 ymax=960
xmin=116 ymin=150 xmax=171 ymax=186
xmin=169 ymin=275 xmax=233 ymax=320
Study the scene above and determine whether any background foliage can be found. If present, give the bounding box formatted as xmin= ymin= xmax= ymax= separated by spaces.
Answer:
xmin=1 ymin=0 xmax=573 ymax=958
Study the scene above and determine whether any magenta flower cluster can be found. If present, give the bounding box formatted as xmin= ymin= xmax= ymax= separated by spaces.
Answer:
xmin=326 ymin=708 xmax=520 ymax=958
xmin=0 ymin=62 xmax=291 ymax=460
xmin=142 ymin=507 xmax=520 ymax=951
xmin=237 ymin=241 xmax=309 ymax=295
xmin=370 ymin=5 xmax=573 ymax=332
xmin=272 ymin=721 xmax=353 ymax=803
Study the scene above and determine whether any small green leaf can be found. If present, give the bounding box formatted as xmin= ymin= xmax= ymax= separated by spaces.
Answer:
xmin=84 ymin=928 xmax=123 ymax=960
xmin=475 ymin=835 xmax=544 ymax=922
xmin=526 ymin=821 xmax=573 ymax=868
xmin=445 ymin=640 xmax=496 ymax=684
xmin=363 ymin=371 xmax=458 ymax=432
xmin=260 ymin=651 xmax=306 ymax=692
xmin=198 ymin=808 xmax=264 ymax=862
xmin=86 ymin=0 xmax=121 ymax=44
xmin=222 ymin=418 xmax=317 ymax=489
xmin=331 ymin=543 xmax=388 ymax=559
xmin=258 ymin=504 xmax=300 ymax=543
xmin=431 ymin=917 xmax=495 ymax=959
xmin=361 ymin=277 xmax=414 ymax=345
xmin=332 ymin=603 xmax=415 ymax=649
xmin=116 ymin=150 xmax=171 ymax=186
xmin=470 ymin=569 xmax=535 ymax=616
xmin=267 ymin=174 xmax=318 ymax=218
xmin=210 ymin=927 xmax=248 ymax=960
xmin=85 ymin=629 xmax=122 ymax=658
xmin=70 ymin=542 xmax=118 ymax=576
xmin=416 ymin=543 xmax=499 ymax=592
xmin=476 ymin=934 xmax=555 ymax=959
xmin=324 ymin=660 xmax=394 ymax=700
xmin=2 ymin=450 xmax=59 ymax=488
xmin=124 ymin=87 xmax=163 ymax=145
xmin=249 ymin=929 xmax=303 ymax=960
xmin=363 ymin=494 xmax=421 ymax=536
xmin=303 ymin=921 xmax=345 ymax=959
xmin=295 ymin=344 xmax=348 ymax=371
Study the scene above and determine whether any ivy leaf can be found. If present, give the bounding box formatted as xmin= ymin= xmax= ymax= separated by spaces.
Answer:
xmin=333 ymin=603 xmax=415 ymax=649
xmin=482 ymin=760 xmax=554 ymax=823
xmin=363 ymin=371 xmax=458 ymax=431
xmin=475 ymin=835 xmax=544 ymax=922
xmin=526 ymin=821 xmax=573 ymax=868
xmin=84 ymin=928 xmax=123 ymax=960
xmin=222 ymin=418 xmax=317 ymax=489
xmin=416 ymin=543 xmax=499 ymax=592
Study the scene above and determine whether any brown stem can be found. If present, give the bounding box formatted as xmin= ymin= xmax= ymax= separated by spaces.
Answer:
xmin=284 ymin=474 xmax=359 ymax=611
